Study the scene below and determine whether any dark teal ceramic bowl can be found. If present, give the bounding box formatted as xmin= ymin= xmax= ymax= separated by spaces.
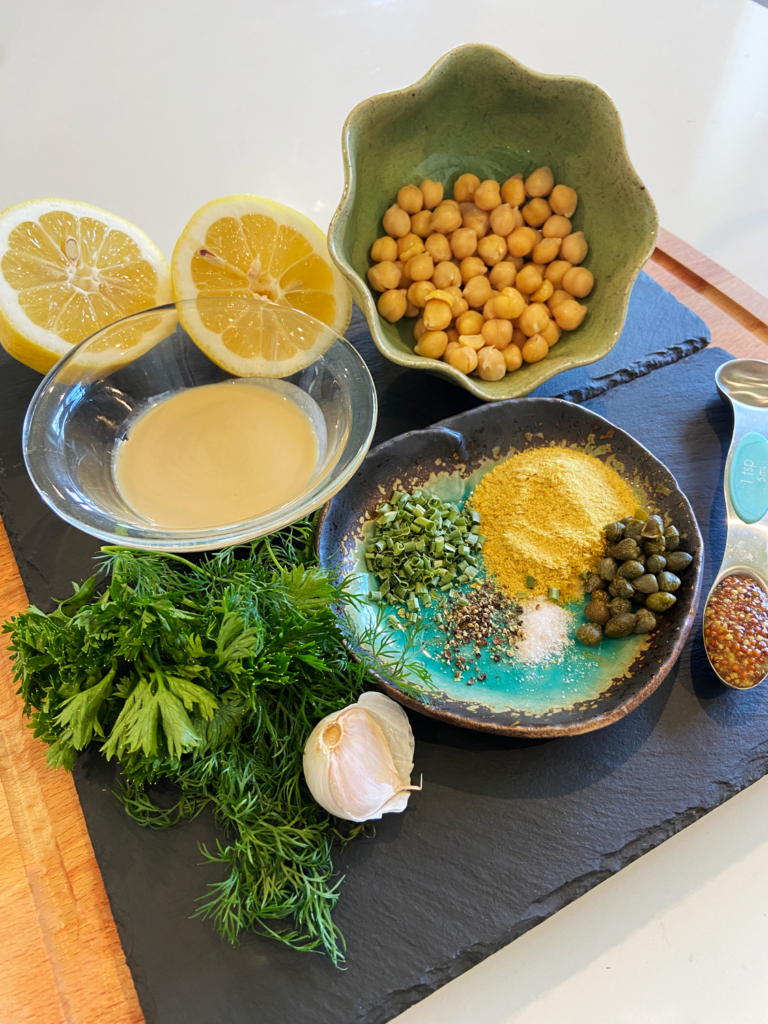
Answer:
xmin=328 ymin=43 xmax=659 ymax=402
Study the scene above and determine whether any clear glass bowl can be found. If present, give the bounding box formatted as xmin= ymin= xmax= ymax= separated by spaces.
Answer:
xmin=23 ymin=296 xmax=377 ymax=551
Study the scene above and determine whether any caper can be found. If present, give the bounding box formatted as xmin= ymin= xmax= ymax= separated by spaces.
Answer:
xmin=609 ymin=577 xmax=635 ymax=600
xmin=605 ymin=613 xmax=637 ymax=638
xmin=620 ymin=516 xmax=635 ymax=525
xmin=633 ymin=608 xmax=657 ymax=633
xmin=665 ymin=551 xmax=692 ymax=573
xmin=598 ymin=557 xmax=618 ymax=582
xmin=584 ymin=600 xmax=610 ymax=625
xmin=644 ymin=538 xmax=666 ymax=555
xmin=646 ymin=591 xmax=677 ymax=612
xmin=608 ymin=538 xmax=640 ymax=561
xmin=592 ymin=589 xmax=610 ymax=603
xmin=584 ymin=573 xmax=603 ymax=593
xmin=576 ymin=623 xmax=603 ymax=646
xmin=657 ymin=571 xmax=681 ymax=592
xmin=636 ymin=554 xmax=647 ymax=568
xmin=640 ymin=514 xmax=663 ymax=540
xmin=605 ymin=521 xmax=625 ymax=543
xmin=618 ymin=559 xmax=645 ymax=580
xmin=608 ymin=597 xmax=632 ymax=615
xmin=624 ymin=519 xmax=644 ymax=540
xmin=646 ymin=553 xmax=666 ymax=574
xmin=663 ymin=525 xmax=680 ymax=551
xmin=633 ymin=573 xmax=660 ymax=594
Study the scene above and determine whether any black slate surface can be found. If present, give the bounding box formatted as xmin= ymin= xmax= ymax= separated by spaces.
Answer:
xmin=4 ymin=274 xmax=763 ymax=1024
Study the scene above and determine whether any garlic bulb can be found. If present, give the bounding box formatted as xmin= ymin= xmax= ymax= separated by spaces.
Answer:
xmin=303 ymin=691 xmax=420 ymax=822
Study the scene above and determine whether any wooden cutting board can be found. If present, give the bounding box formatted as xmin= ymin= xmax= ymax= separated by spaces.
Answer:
xmin=0 ymin=229 xmax=766 ymax=1024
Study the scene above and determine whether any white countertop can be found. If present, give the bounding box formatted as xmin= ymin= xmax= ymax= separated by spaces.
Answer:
xmin=2 ymin=1 xmax=768 ymax=1020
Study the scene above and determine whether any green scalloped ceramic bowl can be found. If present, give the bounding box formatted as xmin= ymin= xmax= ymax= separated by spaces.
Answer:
xmin=328 ymin=44 xmax=659 ymax=402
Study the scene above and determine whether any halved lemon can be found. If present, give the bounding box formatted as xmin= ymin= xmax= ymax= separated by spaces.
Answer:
xmin=171 ymin=195 xmax=351 ymax=377
xmin=0 ymin=199 xmax=172 ymax=373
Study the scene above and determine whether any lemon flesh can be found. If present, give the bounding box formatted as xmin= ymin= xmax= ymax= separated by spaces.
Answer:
xmin=172 ymin=195 xmax=351 ymax=377
xmin=0 ymin=199 xmax=172 ymax=373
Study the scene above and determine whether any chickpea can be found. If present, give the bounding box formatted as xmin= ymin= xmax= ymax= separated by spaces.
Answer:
xmin=430 ymin=204 xmax=462 ymax=234
xmin=541 ymin=320 xmax=562 ymax=347
xmin=522 ymin=333 xmax=549 ymax=363
xmin=532 ymin=238 xmax=561 ymax=264
xmin=460 ymin=203 xmax=490 ymax=238
xmin=405 ymin=300 xmax=420 ymax=318
xmin=458 ymin=333 xmax=485 ymax=350
xmin=425 ymin=232 xmax=452 ymax=263
xmin=397 ymin=184 xmax=423 ymax=215
xmin=476 ymin=346 xmax=507 ymax=381
xmin=512 ymin=328 xmax=527 ymax=349
xmin=495 ymin=289 xmax=526 ymax=318
xmin=522 ymin=198 xmax=551 ymax=228
xmin=456 ymin=310 xmax=485 ymax=335
xmin=477 ymin=233 xmax=508 ymax=266
xmin=545 ymin=260 xmax=572 ymax=287
xmin=414 ymin=329 xmax=449 ymax=359
xmin=367 ymin=260 xmax=401 ymax=292
xmin=443 ymin=340 xmax=461 ymax=362
xmin=503 ymin=343 xmax=523 ymax=371
xmin=489 ymin=203 xmax=516 ymax=237
xmin=549 ymin=184 xmax=578 ymax=218
xmin=501 ymin=174 xmax=526 ymax=207
xmin=506 ymin=226 xmax=538 ymax=258
xmin=525 ymin=166 xmax=554 ymax=198
xmin=483 ymin=297 xmax=497 ymax=321
xmin=371 ymin=236 xmax=398 ymax=263
xmin=519 ymin=302 xmax=551 ymax=337
xmin=423 ymin=298 xmax=453 ymax=331
xmin=397 ymin=232 xmax=425 ymax=263
xmin=531 ymin=279 xmax=554 ymax=303
xmin=560 ymin=231 xmax=588 ymax=265
xmin=482 ymin=318 xmax=513 ymax=350
xmin=420 ymin=179 xmax=444 ymax=210
xmin=446 ymin=326 xmax=460 ymax=346
xmin=432 ymin=260 xmax=462 ymax=290
xmin=453 ymin=173 xmax=481 ymax=203
xmin=508 ymin=254 xmax=525 ymax=271
xmin=448 ymin=345 xmax=479 ymax=374
xmin=405 ymin=252 xmax=434 ymax=282
xmin=548 ymin=288 xmax=574 ymax=313
xmin=562 ymin=266 xmax=594 ymax=298
xmin=515 ymin=263 xmax=543 ymax=294
xmin=489 ymin=262 xmax=517 ymax=290
xmin=410 ymin=210 xmax=432 ymax=238
xmin=383 ymin=204 xmax=411 ymax=238
xmin=377 ymin=289 xmax=407 ymax=322
xmin=554 ymin=299 xmax=588 ymax=331
xmin=414 ymin=317 xmax=426 ymax=340
xmin=449 ymin=294 xmax=468 ymax=318
xmin=393 ymin=260 xmax=411 ymax=287
xmin=407 ymin=280 xmax=434 ymax=308
xmin=542 ymin=215 xmax=572 ymax=239
xmin=450 ymin=227 xmax=478 ymax=260
xmin=440 ymin=198 xmax=461 ymax=210
xmin=511 ymin=207 xmax=525 ymax=230
xmin=459 ymin=256 xmax=488 ymax=282
xmin=463 ymin=275 xmax=493 ymax=308
xmin=473 ymin=179 xmax=502 ymax=211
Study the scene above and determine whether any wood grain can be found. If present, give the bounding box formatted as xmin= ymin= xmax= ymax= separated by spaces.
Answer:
xmin=0 ymin=517 xmax=144 ymax=1024
xmin=0 ymin=233 xmax=764 ymax=1023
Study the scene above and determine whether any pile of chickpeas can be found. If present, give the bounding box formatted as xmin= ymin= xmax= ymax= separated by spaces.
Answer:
xmin=367 ymin=168 xmax=593 ymax=381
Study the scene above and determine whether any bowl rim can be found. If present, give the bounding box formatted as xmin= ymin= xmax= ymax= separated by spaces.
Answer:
xmin=23 ymin=297 xmax=378 ymax=552
xmin=316 ymin=395 xmax=703 ymax=738
xmin=328 ymin=42 xmax=660 ymax=403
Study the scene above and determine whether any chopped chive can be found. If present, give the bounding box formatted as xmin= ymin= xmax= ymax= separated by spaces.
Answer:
xmin=548 ymin=587 xmax=560 ymax=602
xmin=526 ymin=575 xmax=535 ymax=589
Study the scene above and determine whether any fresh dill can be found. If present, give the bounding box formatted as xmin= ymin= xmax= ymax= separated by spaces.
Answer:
xmin=2 ymin=516 xmax=430 ymax=965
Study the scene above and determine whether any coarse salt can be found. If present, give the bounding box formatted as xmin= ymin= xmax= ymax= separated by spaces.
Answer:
xmin=515 ymin=600 xmax=574 ymax=665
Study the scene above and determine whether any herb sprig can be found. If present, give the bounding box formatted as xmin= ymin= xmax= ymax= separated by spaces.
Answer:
xmin=3 ymin=517 xmax=429 ymax=964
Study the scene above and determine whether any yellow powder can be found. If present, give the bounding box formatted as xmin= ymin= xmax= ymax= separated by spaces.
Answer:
xmin=473 ymin=447 xmax=637 ymax=601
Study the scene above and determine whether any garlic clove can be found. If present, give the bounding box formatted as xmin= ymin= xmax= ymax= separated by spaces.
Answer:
xmin=303 ymin=692 xmax=420 ymax=822
xmin=357 ymin=691 xmax=414 ymax=787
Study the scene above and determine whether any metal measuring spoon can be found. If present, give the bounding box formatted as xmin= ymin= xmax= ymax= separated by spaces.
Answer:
xmin=703 ymin=359 xmax=768 ymax=688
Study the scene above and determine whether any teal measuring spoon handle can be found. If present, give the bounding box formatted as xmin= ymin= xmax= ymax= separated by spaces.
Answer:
xmin=728 ymin=431 xmax=768 ymax=525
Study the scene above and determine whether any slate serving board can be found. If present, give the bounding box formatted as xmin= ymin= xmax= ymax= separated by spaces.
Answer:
xmin=4 ymin=271 xmax=762 ymax=1024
